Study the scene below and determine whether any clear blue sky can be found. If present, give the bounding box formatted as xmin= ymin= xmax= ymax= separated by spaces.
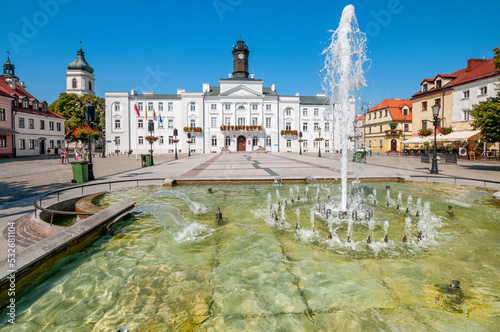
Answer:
xmin=2 ymin=0 xmax=499 ymax=112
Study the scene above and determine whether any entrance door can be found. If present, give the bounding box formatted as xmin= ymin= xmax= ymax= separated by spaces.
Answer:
xmin=237 ymin=136 xmax=246 ymax=151
xmin=40 ymin=140 xmax=45 ymax=154
xmin=391 ymin=139 xmax=397 ymax=151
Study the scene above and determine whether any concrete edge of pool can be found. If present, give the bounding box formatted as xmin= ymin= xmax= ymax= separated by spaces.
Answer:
xmin=0 ymin=199 xmax=136 ymax=308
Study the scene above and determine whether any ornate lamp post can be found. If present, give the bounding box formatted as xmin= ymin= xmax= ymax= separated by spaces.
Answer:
xmin=430 ymin=103 xmax=441 ymax=174
xmin=299 ymin=131 xmax=303 ymax=155
xmin=318 ymin=127 xmax=321 ymax=158
xmin=83 ymin=103 xmax=95 ymax=181
xmin=174 ymin=128 xmax=178 ymax=160
xmin=187 ymin=132 xmax=191 ymax=157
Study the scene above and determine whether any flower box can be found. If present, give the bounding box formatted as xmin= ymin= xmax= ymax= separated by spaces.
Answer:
xmin=183 ymin=127 xmax=202 ymax=133
xmin=145 ymin=135 xmax=159 ymax=143
xmin=72 ymin=126 xmax=102 ymax=140
xmin=418 ymin=128 xmax=433 ymax=137
xmin=438 ymin=127 xmax=453 ymax=135
xmin=172 ymin=139 xmax=179 ymax=143
xmin=280 ymin=130 xmax=298 ymax=136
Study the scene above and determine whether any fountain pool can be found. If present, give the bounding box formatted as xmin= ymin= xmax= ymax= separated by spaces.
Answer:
xmin=1 ymin=181 xmax=499 ymax=331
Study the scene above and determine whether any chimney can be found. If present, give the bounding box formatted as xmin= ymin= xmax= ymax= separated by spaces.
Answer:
xmin=20 ymin=81 xmax=26 ymax=89
xmin=466 ymin=59 xmax=487 ymax=72
xmin=271 ymin=84 xmax=275 ymax=92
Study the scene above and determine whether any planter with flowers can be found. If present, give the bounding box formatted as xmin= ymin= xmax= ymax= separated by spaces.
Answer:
xmin=438 ymin=126 xmax=453 ymax=135
xmin=145 ymin=136 xmax=159 ymax=143
xmin=72 ymin=126 xmax=102 ymax=140
xmin=172 ymin=139 xmax=179 ymax=143
xmin=314 ymin=137 xmax=324 ymax=141
xmin=418 ymin=128 xmax=433 ymax=137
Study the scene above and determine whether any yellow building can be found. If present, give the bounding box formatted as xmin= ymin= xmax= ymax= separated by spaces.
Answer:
xmin=364 ymin=98 xmax=412 ymax=153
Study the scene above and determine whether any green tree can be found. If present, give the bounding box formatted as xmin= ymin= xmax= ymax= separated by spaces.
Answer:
xmin=49 ymin=93 xmax=105 ymax=140
xmin=469 ymin=47 xmax=500 ymax=144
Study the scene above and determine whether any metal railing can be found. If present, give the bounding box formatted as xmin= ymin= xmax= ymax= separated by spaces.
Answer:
xmin=33 ymin=178 xmax=167 ymax=225
xmin=409 ymin=175 xmax=500 ymax=189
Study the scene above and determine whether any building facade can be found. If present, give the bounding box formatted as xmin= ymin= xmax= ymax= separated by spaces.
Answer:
xmin=105 ymin=40 xmax=355 ymax=155
xmin=66 ymin=46 xmax=95 ymax=96
xmin=0 ymin=57 xmax=66 ymax=157
xmin=0 ymin=89 xmax=15 ymax=158
xmin=364 ymin=98 xmax=412 ymax=153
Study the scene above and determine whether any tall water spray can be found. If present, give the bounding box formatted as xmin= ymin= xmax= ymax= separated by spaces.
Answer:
xmin=322 ymin=5 xmax=368 ymax=212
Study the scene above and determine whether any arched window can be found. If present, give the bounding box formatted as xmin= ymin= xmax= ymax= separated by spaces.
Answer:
xmin=72 ymin=78 xmax=77 ymax=89
xmin=211 ymin=136 xmax=217 ymax=147
xmin=114 ymin=102 xmax=120 ymax=112
xmin=89 ymin=81 xmax=92 ymax=91
xmin=225 ymin=136 xmax=231 ymax=147
xmin=284 ymin=108 xmax=293 ymax=117
xmin=266 ymin=136 xmax=271 ymax=147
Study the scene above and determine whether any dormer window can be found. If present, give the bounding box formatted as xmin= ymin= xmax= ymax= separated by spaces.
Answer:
xmin=402 ymin=107 xmax=408 ymax=116
xmin=22 ymin=99 xmax=28 ymax=108
xmin=33 ymin=101 xmax=38 ymax=110
xmin=423 ymin=84 xmax=428 ymax=92
xmin=436 ymin=80 xmax=442 ymax=88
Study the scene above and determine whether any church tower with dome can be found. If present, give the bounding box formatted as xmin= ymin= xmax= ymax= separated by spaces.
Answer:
xmin=65 ymin=44 xmax=95 ymax=96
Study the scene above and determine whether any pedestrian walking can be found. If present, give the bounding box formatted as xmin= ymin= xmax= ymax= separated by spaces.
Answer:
xmin=82 ymin=147 xmax=88 ymax=161
xmin=47 ymin=148 xmax=51 ymax=158
xmin=55 ymin=146 xmax=59 ymax=158
xmin=64 ymin=149 xmax=69 ymax=163
xmin=60 ymin=149 xmax=65 ymax=164
xmin=75 ymin=148 xmax=80 ymax=161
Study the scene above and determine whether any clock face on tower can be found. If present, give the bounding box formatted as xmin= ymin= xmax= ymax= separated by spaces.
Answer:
xmin=238 ymin=53 xmax=244 ymax=59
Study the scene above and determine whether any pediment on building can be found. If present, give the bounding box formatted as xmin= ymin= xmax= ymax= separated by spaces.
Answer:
xmin=220 ymin=85 xmax=262 ymax=97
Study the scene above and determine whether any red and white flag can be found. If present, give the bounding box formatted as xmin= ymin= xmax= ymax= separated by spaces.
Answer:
xmin=134 ymin=103 xmax=140 ymax=117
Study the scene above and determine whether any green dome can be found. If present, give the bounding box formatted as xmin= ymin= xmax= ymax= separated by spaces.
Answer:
xmin=67 ymin=48 xmax=94 ymax=73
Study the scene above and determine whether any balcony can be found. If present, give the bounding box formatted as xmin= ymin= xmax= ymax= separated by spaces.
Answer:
xmin=183 ymin=127 xmax=203 ymax=134
xmin=220 ymin=125 xmax=263 ymax=132
xmin=385 ymin=129 xmax=402 ymax=137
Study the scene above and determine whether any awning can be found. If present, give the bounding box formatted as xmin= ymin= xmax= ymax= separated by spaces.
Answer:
xmin=0 ymin=128 xmax=19 ymax=134
xmin=435 ymin=130 xmax=481 ymax=142
xmin=402 ymin=137 xmax=429 ymax=144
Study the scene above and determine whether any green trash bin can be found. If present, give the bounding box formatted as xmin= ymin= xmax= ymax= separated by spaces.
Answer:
xmin=145 ymin=154 xmax=152 ymax=166
xmin=355 ymin=152 xmax=364 ymax=163
xmin=70 ymin=161 xmax=89 ymax=183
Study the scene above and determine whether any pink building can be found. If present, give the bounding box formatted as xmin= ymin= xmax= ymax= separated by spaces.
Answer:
xmin=0 ymin=89 xmax=15 ymax=158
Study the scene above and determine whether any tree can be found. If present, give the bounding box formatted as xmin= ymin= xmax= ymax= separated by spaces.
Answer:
xmin=469 ymin=47 xmax=500 ymax=144
xmin=49 ymin=93 xmax=105 ymax=140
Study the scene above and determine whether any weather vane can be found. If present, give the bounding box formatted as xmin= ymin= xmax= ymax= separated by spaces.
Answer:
xmin=79 ymin=40 xmax=82 ymax=49
xmin=238 ymin=32 xmax=242 ymax=40
xmin=6 ymin=50 xmax=10 ymax=59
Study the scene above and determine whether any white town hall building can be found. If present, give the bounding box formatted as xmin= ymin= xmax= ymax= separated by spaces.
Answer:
xmin=104 ymin=40 xmax=355 ymax=155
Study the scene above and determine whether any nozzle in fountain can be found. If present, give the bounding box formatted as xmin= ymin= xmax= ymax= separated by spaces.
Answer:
xmin=295 ymin=223 xmax=299 ymax=230
xmin=386 ymin=185 xmax=390 ymax=190
xmin=367 ymin=236 xmax=371 ymax=244
xmin=215 ymin=206 xmax=222 ymax=221
xmin=417 ymin=231 xmax=423 ymax=241
xmin=347 ymin=236 xmax=351 ymax=243
xmin=406 ymin=207 xmax=409 ymax=213
xmin=274 ymin=177 xmax=282 ymax=186
xmin=450 ymin=280 xmax=461 ymax=289
xmin=447 ymin=206 xmax=454 ymax=217
xmin=396 ymin=204 xmax=399 ymax=210
xmin=328 ymin=231 xmax=332 ymax=240
xmin=384 ymin=235 xmax=388 ymax=243
xmin=208 ymin=187 xmax=213 ymax=194
xmin=386 ymin=201 xmax=389 ymax=207
xmin=403 ymin=234 xmax=407 ymax=243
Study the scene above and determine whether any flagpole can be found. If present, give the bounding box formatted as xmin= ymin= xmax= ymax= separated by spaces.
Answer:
xmin=159 ymin=115 xmax=162 ymax=156
xmin=135 ymin=97 xmax=138 ymax=160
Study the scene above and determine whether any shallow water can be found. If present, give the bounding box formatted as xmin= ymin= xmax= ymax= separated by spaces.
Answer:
xmin=1 ymin=182 xmax=499 ymax=331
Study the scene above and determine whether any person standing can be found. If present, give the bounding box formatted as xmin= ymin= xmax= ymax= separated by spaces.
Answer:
xmin=60 ymin=149 xmax=65 ymax=164
xmin=47 ymin=148 xmax=51 ymax=159
xmin=64 ymin=149 xmax=69 ymax=163
xmin=55 ymin=146 xmax=59 ymax=158
xmin=75 ymin=148 xmax=80 ymax=161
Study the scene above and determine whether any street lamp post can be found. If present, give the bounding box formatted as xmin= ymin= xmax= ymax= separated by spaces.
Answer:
xmin=299 ymin=131 xmax=303 ymax=155
xmin=430 ymin=103 xmax=441 ymax=174
xmin=318 ymin=127 xmax=321 ymax=158
xmin=187 ymin=132 xmax=191 ymax=157
xmin=174 ymin=128 xmax=178 ymax=160
xmin=83 ymin=103 xmax=95 ymax=181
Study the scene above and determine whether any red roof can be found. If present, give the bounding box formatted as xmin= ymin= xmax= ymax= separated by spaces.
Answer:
xmin=413 ymin=58 xmax=497 ymax=98
xmin=0 ymin=89 xmax=14 ymax=99
xmin=0 ymin=78 xmax=64 ymax=119
xmin=369 ymin=98 xmax=412 ymax=121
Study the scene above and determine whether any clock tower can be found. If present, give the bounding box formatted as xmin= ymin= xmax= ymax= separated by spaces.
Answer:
xmin=232 ymin=40 xmax=250 ymax=79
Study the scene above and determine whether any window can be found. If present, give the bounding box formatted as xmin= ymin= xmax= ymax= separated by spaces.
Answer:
xmin=369 ymin=127 xmax=371 ymax=134
xmin=138 ymin=136 xmax=144 ymax=145
xmin=403 ymin=108 xmax=408 ymax=116
xmin=302 ymin=140 xmax=308 ymax=148
xmin=89 ymin=81 xmax=92 ymax=91
xmin=0 ymin=135 xmax=6 ymax=148
xmin=190 ymin=102 xmax=196 ymax=111
xmin=19 ymin=117 xmax=25 ymax=128
xmin=33 ymin=101 xmax=38 ymax=110
xmin=238 ymin=118 xmax=245 ymax=126
xmin=266 ymin=136 xmax=271 ymax=147
xmin=325 ymin=122 xmax=330 ymax=131
xmin=29 ymin=139 xmax=34 ymax=149
xmin=211 ymin=104 xmax=217 ymax=110
xmin=159 ymin=136 xmax=164 ymax=144
xmin=57 ymin=123 xmax=61 ymax=131
xmin=423 ymin=84 xmax=428 ymax=92
xmin=138 ymin=102 xmax=143 ymax=111
xmin=49 ymin=121 xmax=54 ymax=131
xmin=404 ymin=124 xmax=409 ymax=131
xmin=225 ymin=117 xmax=231 ymax=126
xmin=148 ymin=120 xmax=154 ymax=131
xmin=238 ymin=105 xmax=245 ymax=111
xmin=211 ymin=136 xmax=217 ymax=147
xmin=462 ymin=109 xmax=472 ymax=121
xmin=158 ymin=118 xmax=164 ymax=128
xmin=422 ymin=120 xmax=427 ymax=130
xmin=479 ymin=86 xmax=487 ymax=95
xmin=49 ymin=140 xmax=54 ymax=149
xmin=422 ymin=101 xmax=427 ymax=111
xmin=266 ymin=104 xmax=271 ymax=110
xmin=40 ymin=120 xmax=45 ymax=130
xmin=252 ymin=104 xmax=258 ymax=110
xmin=253 ymin=136 xmax=258 ymax=146
xmin=252 ymin=117 xmax=258 ymax=126
xmin=225 ymin=104 xmax=231 ymax=110
xmin=390 ymin=124 xmax=397 ymax=130
xmin=225 ymin=136 xmax=231 ymax=147
xmin=191 ymin=136 xmax=196 ymax=144
xmin=368 ymin=113 xmax=371 ymax=120
xmin=385 ymin=110 xmax=388 ymax=117
xmin=115 ymin=119 xmax=121 ymax=129
xmin=190 ymin=119 xmax=196 ymax=128
xmin=313 ymin=141 xmax=318 ymax=148
xmin=314 ymin=108 xmax=319 ymax=116
xmin=373 ymin=112 xmax=376 ymax=119
xmin=303 ymin=122 xmax=308 ymax=131
xmin=158 ymin=102 xmax=163 ymax=111
xmin=436 ymin=80 xmax=441 ymax=88
xmin=138 ymin=119 xmax=144 ymax=128
xmin=380 ymin=125 xmax=382 ymax=132
xmin=168 ymin=136 xmax=173 ymax=144
xmin=0 ymin=108 xmax=5 ymax=121
xmin=19 ymin=139 xmax=25 ymax=150
xmin=379 ymin=111 xmax=382 ymax=118
xmin=168 ymin=102 xmax=173 ymax=111
xmin=211 ymin=117 xmax=217 ymax=128
xmin=72 ymin=78 xmax=77 ymax=88
xmin=168 ymin=119 xmax=173 ymax=129
xmin=434 ymin=98 xmax=441 ymax=106
xmin=148 ymin=102 xmax=153 ymax=111
xmin=285 ymin=108 xmax=292 ymax=116
xmin=115 ymin=137 xmax=121 ymax=145
xmin=265 ymin=117 xmax=271 ymax=128
xmin=285 ymin=122 xmax=291 ymax=130
xmin=314 ymin=122 xmax=319 ymax=131
xmin=462 ymin=90 xmax=470 ymax=99
xmin=286 ymin=140 xmax=291 ymax=148
xmin=302 ymin=108 xmax=308 ymax=116
xmin=325 ymin=140 xmax=329 ymax=147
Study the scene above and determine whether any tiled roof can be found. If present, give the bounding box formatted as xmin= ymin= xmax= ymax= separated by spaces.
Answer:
xmin=0 ymin=89 xmax=14 ymax=99
xmin=0 ymin=78 xmax=35 ymax=100
xmin=13 ymin=106 xmax=65 ymax=119
xmin=299 ymin=96 xmax=329 ymax=105
xmin=369 ymin=99 xmax=412 ymax=121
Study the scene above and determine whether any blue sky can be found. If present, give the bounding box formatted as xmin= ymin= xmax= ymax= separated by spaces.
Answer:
xmin=1 ymin=0 xmax=499 ymax=112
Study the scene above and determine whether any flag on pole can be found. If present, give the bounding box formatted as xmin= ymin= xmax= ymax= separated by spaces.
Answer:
xmin=153 ymin=107 xmax=157 ymax=121
xmin=134 ymin=103 xmax=140 ymax=117
xmin=159 ymin=115 xmax=163 ymax=124
xmin=145 ymin=104 xmax=148 ymax=121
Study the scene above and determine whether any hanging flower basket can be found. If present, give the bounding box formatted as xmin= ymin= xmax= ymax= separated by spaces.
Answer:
xmin=72 ymin=126 xmax=102 ymax=140
xmin=418 ymin=128 xmax=433 ymax=137
xmin=314 ymin=137 xmax=324 ymax=141
xmin=184 ymin=127 xmax=202 ymax=133
xmin=172 ymin=139 xmax=179 ymax=143
xmin=438 ymin=126 xmax=453 ymax=135
xmin=298 ymin=139 xmax=305 ymax=143
xmin=145 ymin=135 xmax=159 ymax=143
xmin=186 ymin=140 xmax=192 ymax=144
xmin=280 ymin=130 xmax=298 ymax=136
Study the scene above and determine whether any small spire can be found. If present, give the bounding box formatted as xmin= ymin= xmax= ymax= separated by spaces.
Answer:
xmin=79 ymin=40 xmax=82 ymax=50
xmin=6 ymin=51 xmax=10 ymax=60
xmin=238 ymin=32 xmax=242 ymax=40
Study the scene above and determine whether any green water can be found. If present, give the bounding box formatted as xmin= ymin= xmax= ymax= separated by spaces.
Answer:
xmin=1 ymin=182 xmax=499 ymax=331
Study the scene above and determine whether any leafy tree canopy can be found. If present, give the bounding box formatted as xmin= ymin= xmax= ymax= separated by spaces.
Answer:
xmin=49 ymin=93 xmax=105 ymax=140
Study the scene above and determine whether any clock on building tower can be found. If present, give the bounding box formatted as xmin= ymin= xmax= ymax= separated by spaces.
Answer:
xmin=232 ymin=40 xmax=250 ymax=79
